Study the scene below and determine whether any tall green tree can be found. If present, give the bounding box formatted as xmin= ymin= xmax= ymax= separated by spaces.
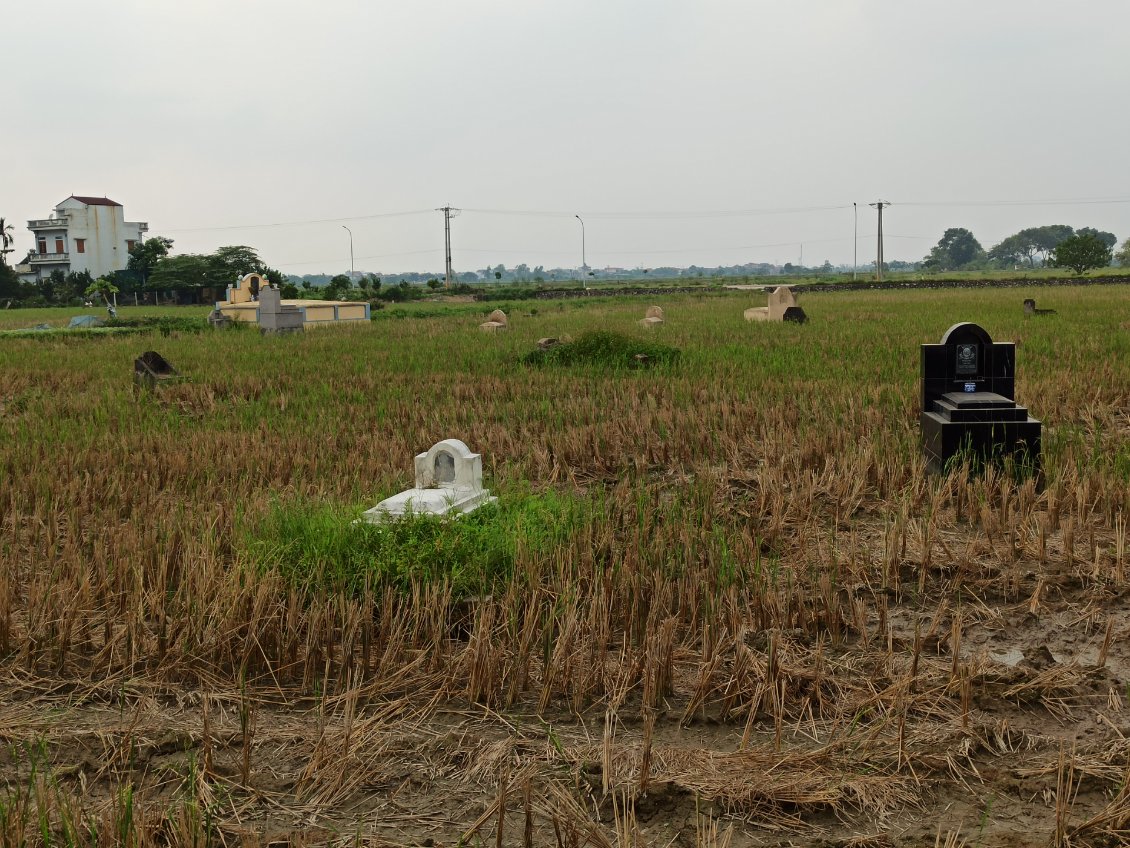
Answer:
xmin=84 ymin=277 xmax=120 ymax=306
xmin=1075 ymin=227 xmax=1117 ymax=249
xmin=923 ymin=228 xmax=985 ymax=271
xmin=1116 ymin=237 xmax=1130 ymax=267
xmin=0 ymin=263 xmax=19 ymax=299
xmin=127 ymin=237 xmax=173 ymax=284
xmin=145 ymin=245 xmax=280 ymax=295
xmin=1050 ymin=233 xmax=1112 ymax=274
xmin=0 ymin=217 xmax=14 ymax=265
xmin=989 ymin=225 xmax=1074 ymax=267
xmin=147 ymin=254 xmax=222 ymax=289
xmin=323 ymin=274 xmax=352 ymax=300
xmin=210 ymin=245 xmax=266 ymax=281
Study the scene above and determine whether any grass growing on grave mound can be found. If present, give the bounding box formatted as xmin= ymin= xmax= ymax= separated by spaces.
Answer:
xmin=244 ymin=492 xmax=581 ymax=597
xmin=522 ymin=329 xmax=680 ymax=368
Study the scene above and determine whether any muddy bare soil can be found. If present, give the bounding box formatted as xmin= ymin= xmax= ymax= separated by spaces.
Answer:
xmin=3 ymin=531 xmax=1129 ymax=848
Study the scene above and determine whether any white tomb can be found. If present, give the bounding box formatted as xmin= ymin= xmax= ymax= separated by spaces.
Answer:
xmin=361 ymin=439 xmax=497 ymax=523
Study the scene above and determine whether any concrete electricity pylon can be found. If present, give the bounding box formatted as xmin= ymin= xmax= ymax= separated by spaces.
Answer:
xmin=436 ymin=205 xmax=461 ymax=288
xmin=869 ymin=200 xmax=890 ymax=282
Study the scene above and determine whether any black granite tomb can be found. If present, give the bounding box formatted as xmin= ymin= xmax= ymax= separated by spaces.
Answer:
xmin=133 ymin=350 xmax=180 ymax=391
xmin=920 ymin=323 xmax=1041 ymax=473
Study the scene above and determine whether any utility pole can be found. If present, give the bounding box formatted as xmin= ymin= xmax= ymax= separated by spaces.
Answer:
xmin=575 ymin=214 xmax=586 ymax=289
xmin=869 ymin=200 xmax=890 ymax=282
xmin=852 ymin=202 xmax=858 ymax=280
xmin=436 ymin=205 xmax=461 ymax=288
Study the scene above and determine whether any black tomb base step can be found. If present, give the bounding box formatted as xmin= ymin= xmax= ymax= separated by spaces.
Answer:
xmin=921 ymin=412 xmax=1042 ymax=472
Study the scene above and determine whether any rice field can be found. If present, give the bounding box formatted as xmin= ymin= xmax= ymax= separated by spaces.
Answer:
xmin=1 ymin=285 xmax=1129 ymax=847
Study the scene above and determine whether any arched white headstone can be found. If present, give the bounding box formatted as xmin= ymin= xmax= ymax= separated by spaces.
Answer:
xmin=361 ymin=438 xmax=496 ymax=523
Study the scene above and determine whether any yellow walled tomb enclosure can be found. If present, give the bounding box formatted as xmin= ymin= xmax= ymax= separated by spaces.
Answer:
xmin=215 ymin=273 xmax=371 ymax=328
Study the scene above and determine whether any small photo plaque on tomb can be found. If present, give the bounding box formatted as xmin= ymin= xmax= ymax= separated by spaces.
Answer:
xmin=955 ymin=343 xmax=978 ymax=376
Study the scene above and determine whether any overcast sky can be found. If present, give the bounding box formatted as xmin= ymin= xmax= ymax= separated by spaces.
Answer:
xmin=6 ymin=0 xmax=1129 ymax=275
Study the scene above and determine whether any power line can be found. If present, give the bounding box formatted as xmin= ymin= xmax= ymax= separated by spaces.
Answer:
xmin=462 ymin=204 xmax=853 ymax=220
xmin=899 ymin=196 xmax=1130 ymax=208
xmin=150 ymin=195 xmax=1130 ymax=235
xmin=161 ymin=209 xmax=433 ymax=233
xmin=274 ymin=248 xmax=440 ymax=269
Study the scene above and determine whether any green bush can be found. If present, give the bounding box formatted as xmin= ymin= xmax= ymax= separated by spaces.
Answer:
xmin=244 ymin=492 xmax=580 ymax=597
xmin=522 ymin=330 xmax=680 ymax=368
xmin=105 ymin=316 xmax=206 ymax=335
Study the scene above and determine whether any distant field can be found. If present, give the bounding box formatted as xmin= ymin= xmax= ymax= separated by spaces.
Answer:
xmin=1 ymin=285 xmax=1128 ymax=846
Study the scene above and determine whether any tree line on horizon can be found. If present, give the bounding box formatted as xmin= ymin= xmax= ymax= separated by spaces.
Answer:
xmin=923 ymin=224 xmax=1129 ymax=274
xmin=5 ymin=217 xmax=1130 ymax=307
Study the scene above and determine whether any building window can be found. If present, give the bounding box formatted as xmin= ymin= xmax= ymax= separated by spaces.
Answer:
xmin=75 ymin=239 xmax=86 ymax=254
xmin=37 ymin=239 xmax=47 ymax=255
xmin=55 ymin=237 xmax=65 ymax=254
xmin=126 ymin=240 xmax=136 ymax=252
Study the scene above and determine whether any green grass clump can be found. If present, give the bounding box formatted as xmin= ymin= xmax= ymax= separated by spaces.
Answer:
xmin=244 ymin=492 xmax=580 ymax=597
xmin=105 ymin=315 xmax=207 ymax=335
xmin=522 ymin=330 xmax=679 ymax=368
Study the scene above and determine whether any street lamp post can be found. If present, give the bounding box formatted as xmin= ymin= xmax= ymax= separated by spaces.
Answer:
xmin=342 ymin=225 xmax=354 ymax=280
xmin=575 ymin=214 xmax=586 ymax=290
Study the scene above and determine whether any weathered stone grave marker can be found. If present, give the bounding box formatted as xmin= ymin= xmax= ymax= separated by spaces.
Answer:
xmin=920 ymin=322 xmax=1041 ymax=473
xmin=639 ymin=306 xmax=665 ymax=328
xmin=745 ymin=286 xmax=807 ymax=323
xmin=480 ymin=310 xmax=509 ymax=332
xmin=361 ymin=439 xmax=497 ymax=523
xmin=1023 ymin=298 xmax=1056 ymax=317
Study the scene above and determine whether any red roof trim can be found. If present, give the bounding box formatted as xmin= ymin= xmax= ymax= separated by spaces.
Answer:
xmin=66 ymin=195 xmax=123 ymax=207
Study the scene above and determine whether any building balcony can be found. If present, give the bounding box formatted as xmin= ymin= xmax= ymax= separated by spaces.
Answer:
xmin=29 ymin=252 xmax=69 ymax=264
xmin=28 ymin=218 xmax=68 ymax=230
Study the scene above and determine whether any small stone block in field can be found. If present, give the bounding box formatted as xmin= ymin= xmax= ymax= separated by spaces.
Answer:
xmin=1023 ymin=298 xmax=1056 ymax=316
xmin=258 ymin=287 xmax=305 ymax=334
xmin=639 ymin=305 xmax=665 ymax=327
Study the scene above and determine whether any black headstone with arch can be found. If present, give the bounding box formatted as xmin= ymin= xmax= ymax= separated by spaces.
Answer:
xmin=920 ymin=322 xmax=1041 ymax=473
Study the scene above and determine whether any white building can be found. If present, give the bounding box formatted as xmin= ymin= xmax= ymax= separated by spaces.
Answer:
xmin=17 ymin=196 xmax=148 ymax=282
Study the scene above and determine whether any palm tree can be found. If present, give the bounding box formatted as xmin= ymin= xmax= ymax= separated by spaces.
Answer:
xmin=0 ymin=218 xmax=14 ymax=265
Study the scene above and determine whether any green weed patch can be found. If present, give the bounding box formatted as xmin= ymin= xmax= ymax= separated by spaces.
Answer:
xmin=522 ymin=330 xmax=679 ymax=368
xmin=244 ymin=492 xmax=581 ymax=597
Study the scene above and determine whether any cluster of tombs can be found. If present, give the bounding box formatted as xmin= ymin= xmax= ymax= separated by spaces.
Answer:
xmin=212 ymin=273 xmax=371 ymax=332
xmin=362 ymin=320 xmax=1040 ymax=523
xmin=477 ymin=286 xmax=807 ymax=336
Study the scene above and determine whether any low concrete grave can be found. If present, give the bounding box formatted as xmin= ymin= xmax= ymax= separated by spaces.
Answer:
xmin=68 ymin=315 xmax=104 ymax=329
xmin=480 ymin=310 xmax=509 ymax=332
xmin=361 ymin=439 xmax=497 ymax=523
xmin=920 ymin=322 xmax=1041 ymax=473
xmin=639 ymin=305 xmax=665 ymax=327
xmin=745 ymin=286 xmax=807 ymax=323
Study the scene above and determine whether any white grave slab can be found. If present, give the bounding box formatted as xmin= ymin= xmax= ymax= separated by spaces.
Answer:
xmin=361 ymin=439 xmax=497 ymax=523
